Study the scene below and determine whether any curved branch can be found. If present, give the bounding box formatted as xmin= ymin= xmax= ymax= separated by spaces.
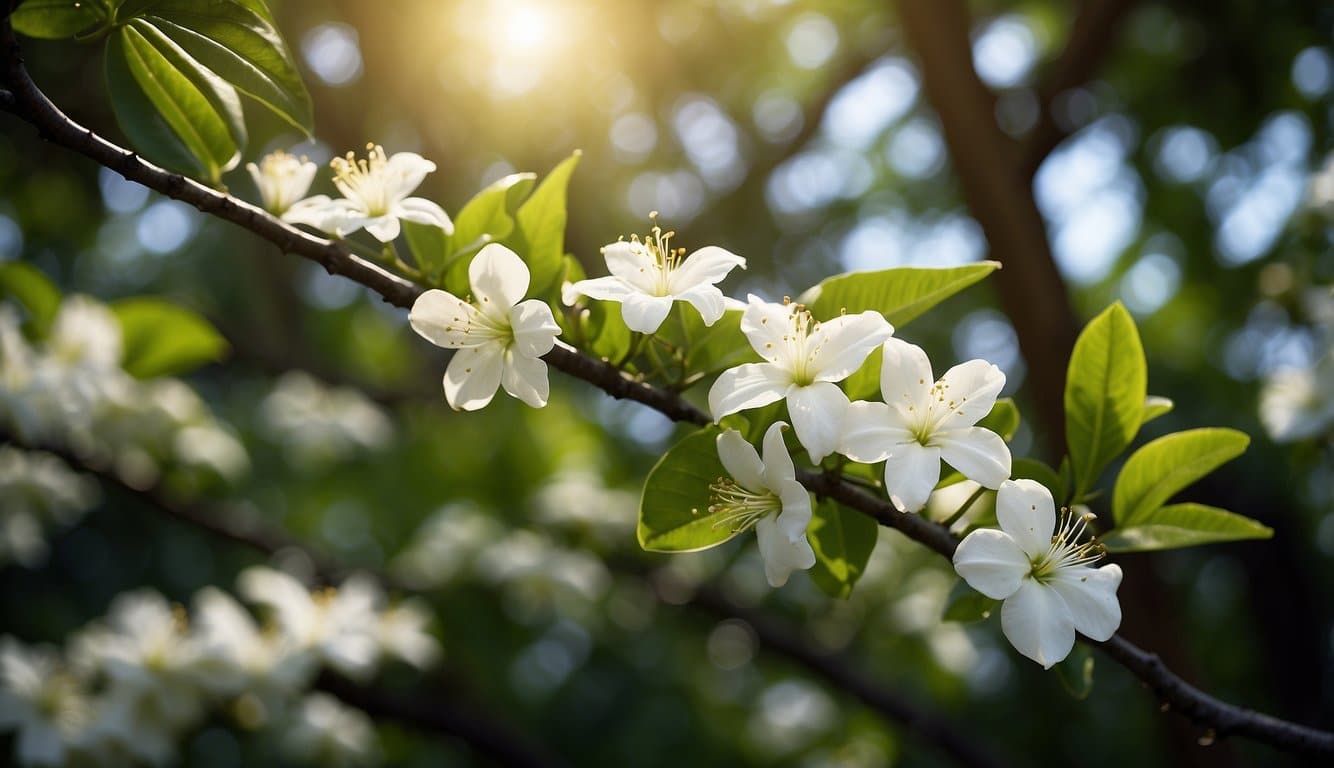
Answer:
xmin=2 ymin=22 xmax=1331 ymax=759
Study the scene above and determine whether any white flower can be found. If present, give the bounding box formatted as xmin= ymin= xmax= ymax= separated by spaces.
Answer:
xmin=409 ymin=243 xmax=562 ymax=411
xmin=562 ymin=222 xmax=746 ymax=333
xmin=952 ymin=479 xmax=1123 ymax=668
xmin=840 ymin=338 xmax=1011 ymax=513
xmin=375 ymin=601 xmax=440 ymax=669
xmin=281 ymin=693 xmax=378 ymax=767
xmin=187 ymin=588 xmax=314 ymax=697
xmin=0 ymin=637 xmax=92 ymax=767
xmin=0 ymin=448 xmax=98 ymax=567
xmin=285 ymin=144 xmax=452 ymax=242
xmin=1309 ymin=151 xmax=1334 ymax=215
xmin=708 ymin=296 xmax=893 ymax=463
xmin=48 ymin=295 xmax=122 ymax=372
xmin=248 ymin=150 xmax=317 ymax=215
xmin=238 ymin=568 xmax=383 ymax=680
xmin=1259 ymin=353 xmax=1334 ymax=443
xmin=711 ymin=422 xmax=815 ymax=588
xmin=260 ymin=372 xmax=395 ymax=467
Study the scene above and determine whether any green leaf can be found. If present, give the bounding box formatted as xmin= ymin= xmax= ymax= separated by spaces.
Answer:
xmin=403 ymin=221 xmax=450 ymax=284
xmin=112 ymin=298 xmax=229 ymax=378
xmin=654 ymin=307 xmax=759 ymax=380
xmin=12 ymin=0 xmax=104 ymax=39
xmin=0 ymin=263 xmax=62 ymax=337
xmin=582 ymin=296 xmax=633 ymax=363
xmin=450 ymin=172 xmax=537 ymax=256
xmin=842 ymin=346 xmax=881 ymax=401
xmin=1112 ymin=428 xmax=1249 ymax=526
xmin=1142 ymin=395 xmax=1174 ymax=425
xmin=1056 ymin=643 xmax=1095 ymax=700
xmin=108 ymin=22 xmax=244 ymax=181
xmin=803 ymin=261 xmax=1000 ymax=326
xmin=942 ymin=579 xmax=998 ymax=623
xmin=508 ymin=153 xmax=580 ymax=299
xmin=978 ymin=398 xmax=1020 ymax=441
xmin=1064 ymin=303 xmax=1146 ymax=500
xmin=807 ymin=499 xmax=878 ymax=599
xmin=143 ymin=1 xmax=312 ymax=134
xmin=1103 ymin=503 xmax=1273 ymax=552
xmin=637 ymin=427 xmax=738 ymax=552
xmin=1011 ymin=458 xmax=1065 ymax=502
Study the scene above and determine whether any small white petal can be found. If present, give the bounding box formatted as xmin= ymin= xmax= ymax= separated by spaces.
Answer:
xmin=396 ymin=197 xmax=454 ymax=234
xmin=774 ymin=478 xmax=813 ymax=542
xmin=936 ymin=427 xmax=1012 ymax=489
xmin=665 ymin=245 xmax=746 ymax=291
xmin=470 ymin=243 xmax=530 ymax=316
xmin=935 ymin=359 xmax=1006 ymax=430
xmin=739 ymin=295 xmax=793 ymax=360
xmin=717 ymin=429 xmax=767 ymax=492
xmin=786 ymin=381 xmax=849 ymax=463
xmin=620 ymin=293 xmax=674 ymax=333
xmin=840 ymin=400 xmax=914 ymax=463
xmin=1048 ymin=564 xmax=1123 ymax=642
xmin=755 ymin=516 xmax=816 ymax=587
xmin=953 ymin=529 xmax=1031 ymax=599
xmin=708 ymin=363 xmax=790 ymax=421
xmin=808 ymin=311 xmax=894 ymax=382
xmin=282 ymin=195 xmax=346 ymax=230
xmin=759 ymin=420 xmax=796 ymax=488
xmin=362 ymin=215 xmax=402 ymax=243
xmin=509 ymin=300 xmax=560 ymax=358
xmin=501 ymin=349 xmax=550 ymax=408
xmin=882 ymin=442 xmax=942 ymax=513
xmin=675 ymin=283 xmax=728 ymax=326
xmin=410 ymin=290 xmax=478 ymax=349
xmin=995 ymin=479 xmax=1057 ymax=558
xmin=1001 ymin=580 xmax=1075 ymax=669
xmin=443 ymin=344 xmax=504 ymax=411
xmin=602 ymin=240 xmax=660 ymax=294
xmin=566 ymin=276 xmax=634 ymax=304
xmin=383 ymin=151 xmax=436 ymax=199
xmin=878 ymin=337 xmax=934 ymax=415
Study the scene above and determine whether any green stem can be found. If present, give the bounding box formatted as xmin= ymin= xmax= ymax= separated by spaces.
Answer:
xmin=941 ymin=484 xmax=988 ymax=529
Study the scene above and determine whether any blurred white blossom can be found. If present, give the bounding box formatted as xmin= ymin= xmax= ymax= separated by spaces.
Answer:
xmin=0 ymin=638 xmax=94 ymax=767
xmin=260 ymin=371 xmax=395 ymax=467
xmin=0 ymin=447 xmax=98 ymax=566
xmin=281 ymin=692 xmax=379 ymax=767
xmin=1260 ymin=352 xmax=1334 ymax=442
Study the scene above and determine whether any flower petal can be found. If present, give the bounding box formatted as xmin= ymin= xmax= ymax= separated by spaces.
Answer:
xmin=786 ymin=381 xmax=848 ymax=463
xmin=470 ymin=243 xmax=530 ymax=316
xmin=774 ymin=477 xmax=813 ymax=542
xmin=601 ymin=240 xmax=659 ymax=294
xmin=840 ymin=400 xmax=914 ymax=463
xmin=755 ymin=516 xmax=816 ymax=587
xmin=759 ymin=420 xmax=796 ymax=488
xmin=383 ymin=151 xmax=436 ymax=199
xmin=281 ymin=194 xmax=342 ymax=230
xmin=995 ymin=479 xmax=1056 ymax=557
xmin=565 ymin=276 xmax=634 ymax=305
xmin=708 ymin=363 xmax=790 ymax=420
xmin=716 ymin=429 xmax=766 ymax=492
xmin=362 ymin=215 xmax=402 ymax=243
xmin=882 ymin=442 xmax=941 ymax=513
xmin=739 ymin=295 xmax=794 ymax=361
xmin=674 ymin=283 xmax=728 ymax=326
xmin=936 ymin=427 xmax=1012 ymax=489
xmin=443 ymin=343 xmax=504 ymax=411
xmin=878 ymin=337 xmax=934 ymax=416
xmin=509 ymin=300 xmax=561 ymax=358
xmin=501 ymin=349 xmax=550 ymax=408
xmin=953 ymin=529 xmax=1031 ymax=599
xmin=935 ymin=359 xmax=1006 ymax=430
xmin=620 ymin=293 xmax=674 ymax=333
xmin=808 ymin=311 xmax=894 ymax=382
xmin=1048 ymin=564 xmax=1123 ymax=642
xmin=665 ymin=245 xmax=746 ymax=291
xmin=410 ymin=290 xmax=477 ymax=349
xmin=396 ymin=197 xmax=454 ymax=234
xmin=1001 ymin=580 xmax=1075 ymax=669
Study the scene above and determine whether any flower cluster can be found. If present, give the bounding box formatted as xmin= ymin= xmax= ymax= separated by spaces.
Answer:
xmin=1258 ymin=286 xmax=1334 ymax=443
xmin=259 ymin=371 xmax=396 ymax=468
xmin=0 ymin=447 xmax=98 ymax=567
xmin=0 ymin=569 xmax=438 ymax=767
xmin=0 ymin=299 xmax=247 ymax=488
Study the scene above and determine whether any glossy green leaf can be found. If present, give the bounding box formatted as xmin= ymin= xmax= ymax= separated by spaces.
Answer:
xmin=108 ymin=23 xmax=244 ymax=181
xmin=1103 ymin=503 xmax=1273 ymax=552
xmin=978 ymin=398 xmax=1020 ymax=441
xmin=942 ymin=579 xmax=997 ymax=623
xmin=842 ymin=346 xmax=882 ymax=401
xmin=450 ymin=172 xmax=537 ymax=256
xmin=582 ymin=296 xmax=633 ymax=363
xmin=802 ymin=261 xmax=1000 ymax=326
xmin=637 ymin=427 xmax=738 ymax=552
xmin=1064 ymin=303 xmax=1146 ymax=500
xmin=652 ymin=307 xmax=759 ymax=381
xmin=403 ymin=221 xmax=450 ymax=284
xmin=12 ymin=0 xmax=104 ymax=39
xmin=1112 ymin=428 xmax=1249 ymax=526
xmin=112 ymin=298 xmax=229 ymax=378
xmin=808 ymin=499 xmax=877 ymax=599
xmin=0 ymin=263 xmax=62 ymax=337
xmin=1056 ymin=643 xmax=1095 ymax=700
xmin=1142 ymin=395 xmax=1174 ymax=425
xmin=509 ymin=152 xmax=580 ymax=299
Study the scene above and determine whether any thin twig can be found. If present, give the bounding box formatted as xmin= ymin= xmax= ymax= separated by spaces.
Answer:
xmin=2 ymin=19 xmax=1332 ymax=758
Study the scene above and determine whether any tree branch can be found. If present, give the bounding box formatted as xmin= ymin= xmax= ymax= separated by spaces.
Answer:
xmin=2 ymin=21 xmax=1332 ymax=758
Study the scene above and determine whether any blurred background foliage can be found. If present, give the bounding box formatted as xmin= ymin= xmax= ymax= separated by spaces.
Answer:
xmin=1 ymin=0 xmax=1332 ymax=766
